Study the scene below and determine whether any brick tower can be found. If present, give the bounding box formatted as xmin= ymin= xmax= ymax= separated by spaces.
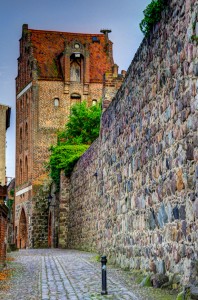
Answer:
xmin=15 ymin=24 xmax=121 ymax=248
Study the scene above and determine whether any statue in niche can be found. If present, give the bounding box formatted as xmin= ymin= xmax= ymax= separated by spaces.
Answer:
xmin=70 ymin=59 xmax=81 ymax=82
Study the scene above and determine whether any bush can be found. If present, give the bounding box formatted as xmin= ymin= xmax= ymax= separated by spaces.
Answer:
xmin=49 ymin=144 xmax=89 ymax=188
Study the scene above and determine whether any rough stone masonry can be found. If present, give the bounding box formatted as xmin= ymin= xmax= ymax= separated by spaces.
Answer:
xmin=59 ymin=0 xmax=198 ymax=284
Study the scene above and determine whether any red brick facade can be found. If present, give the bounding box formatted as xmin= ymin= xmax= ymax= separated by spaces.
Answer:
xmin=15 ymin=24 xmax=122 ymax=248
xmin=0 ymin=204 xmax=8 ymax=269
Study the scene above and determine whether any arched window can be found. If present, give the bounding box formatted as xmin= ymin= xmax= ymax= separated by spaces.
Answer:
xmin=25 ymin=123 xmax=28 ymax=149
xmin=20 ymin=128 xmax=22 ymax=153
xmin=26 ymin=93 xmax=29 ymax=116
xmin=92 ymin=99 xmax=97 ymax=106
xmin=20 ymin=159 xmax=22 ymax=184
xmin=70 ymin=93 xmax=81 ymax=105
xmin=25 ymin=156 xmax=28 ymax=181
xmin=54 ymin=98 xmax=59 ymax=107
xmin=19 ymin=208 xmax=27 ymax=249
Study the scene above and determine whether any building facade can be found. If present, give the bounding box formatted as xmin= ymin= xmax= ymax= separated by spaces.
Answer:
xmin=0 ymin=203 xmax=9 ymax=270
xmin=15 ymin=24 xmax=123 ymax=248
xmin=0 ymin=104 xmax=11 ymax=186
xmin=0 ymin=104 xmax=10 ymax=267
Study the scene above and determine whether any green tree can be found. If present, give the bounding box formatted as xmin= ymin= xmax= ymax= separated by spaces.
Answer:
xmin=58 ymin=101 xmax=102 ymax=145
xmin=48 ymin=101 xmax=102 ymax=188
xmin=139 ymin=0 xmax=167 ymax=36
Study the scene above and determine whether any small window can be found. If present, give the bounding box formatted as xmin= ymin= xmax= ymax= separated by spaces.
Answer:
xmin=71 ymin=93 xmax=81 ymax=105
xmin=71 ymin=93 xmax=81 ymax=99
xmin=92 ymin=36 xmax=100 ymax=43
xmin=54 ymin=98 xmax=59 ymax=107
xmin=92 ymin=99 xmax=97 ymax=106
xmin=20 ymin=159 xmax=23 ymax=184
xmin=75 ymin=53 xmax=80 ymax=58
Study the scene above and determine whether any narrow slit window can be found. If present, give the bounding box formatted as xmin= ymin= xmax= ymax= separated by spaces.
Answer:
xmin=54 ymin=98 xmax=59 ymax=107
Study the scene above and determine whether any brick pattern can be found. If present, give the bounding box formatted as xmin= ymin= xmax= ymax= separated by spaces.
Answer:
xmin=16 ymin=88 xmax=32 ymax=187
xmin=16 ymin=25 xmax=33 ymax=94
xmin=15 ymin=197 xmax=31 ymax=248
xmin=61 ymin=0 xmax=198 ymax=284
xmin=0 ymin=204 xmax=8 ymax=270
xmin=102 ymin=65 xmax=126 ymax=111
xmin=7 ymin=179 xmax=15 ymax=245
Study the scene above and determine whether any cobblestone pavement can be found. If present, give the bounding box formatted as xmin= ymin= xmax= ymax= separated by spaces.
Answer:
xmin=0 ymin=249 xmax=177 ymax=300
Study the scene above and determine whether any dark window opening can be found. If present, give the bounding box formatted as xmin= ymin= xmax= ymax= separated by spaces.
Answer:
xmin=92 ymin=36 xmax=100 ymax=43
xmin=70 ymin=93 xmax=81 ymax=105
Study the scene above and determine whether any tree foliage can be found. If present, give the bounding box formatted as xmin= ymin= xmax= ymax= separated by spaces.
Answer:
xmin=58 ymin=101 xmax=102 ymax=145
xmin=139 ymin=0 xmax=167 ymax=36
xmin=49 ymin=144 xmax=89 ymax=187
xmin=48 ymin=101 xmax=102 ymax=188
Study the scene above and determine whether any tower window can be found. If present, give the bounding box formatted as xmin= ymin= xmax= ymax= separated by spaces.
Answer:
xmin=70 ymin=53 xmax=83 ymax=83
xmin=25 ymin=156 xmax=28 ymax=181
xmin=92 ymin=99 xmax=97 ymax=106
xmin=75 ymin=53 xmax=80 ymax=58
xmin=20 ymin=128 xmax=22 ymax=153
xmin=20 ymin=159 xmax=22 ymax=184
xmin=54 ymin=98 xmax=59 ymax=107
xmin=74 ymin=43 xmax=80 ymax=49
xmin=92 ymin=36 xmax=100 ymax=43
xmin=71 ymin=93 xmax=81 ymax=105
xmin=25 ymin=123 xmax=28 ymax=149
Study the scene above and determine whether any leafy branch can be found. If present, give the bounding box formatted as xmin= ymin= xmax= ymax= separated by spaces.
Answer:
xmin=139 ymin=0 xmax=167 ymax=36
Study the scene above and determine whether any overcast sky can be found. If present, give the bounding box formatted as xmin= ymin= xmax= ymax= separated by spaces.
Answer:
xmin=0 ymin=0 xmax=150 ymax=179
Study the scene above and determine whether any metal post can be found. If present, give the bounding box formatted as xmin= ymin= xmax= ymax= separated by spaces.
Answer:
xmin=101 ymin=256 xmax=108 ymax=295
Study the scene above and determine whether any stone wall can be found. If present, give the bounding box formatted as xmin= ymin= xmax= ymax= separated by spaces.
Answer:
xmin=31 ymin=176 xmax=51 ymax=248
xmin=67 ymin=140 xmax=99 ymax=251
xmin=59 ymin=173 xmax=70 ymax=248
xmin=61 ymin=0 xmax=198 ymax=284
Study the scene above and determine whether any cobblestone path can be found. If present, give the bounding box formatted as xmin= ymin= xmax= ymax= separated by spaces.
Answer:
xmin=0 ymin=249 xmax=177 ymax=300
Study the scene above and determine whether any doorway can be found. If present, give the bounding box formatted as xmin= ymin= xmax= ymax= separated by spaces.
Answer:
xmin=19 ymin=208 xmax=27 ymax=249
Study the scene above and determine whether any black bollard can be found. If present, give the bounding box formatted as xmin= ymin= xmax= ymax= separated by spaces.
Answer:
xmin=101 ymin=255 xmax=108 ymax=295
